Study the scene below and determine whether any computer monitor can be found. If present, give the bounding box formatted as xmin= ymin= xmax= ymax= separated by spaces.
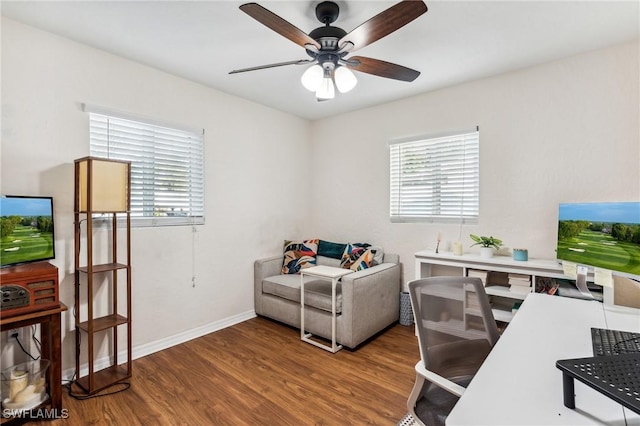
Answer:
xmin=557 ymin=202 xmax=640 ymax=277
xmin=557 ymin=202 xmax=640 ymax=301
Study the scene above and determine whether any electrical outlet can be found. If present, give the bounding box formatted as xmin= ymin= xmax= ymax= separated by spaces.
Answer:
xmin=8 ymin=329 xmax=19 ymax=338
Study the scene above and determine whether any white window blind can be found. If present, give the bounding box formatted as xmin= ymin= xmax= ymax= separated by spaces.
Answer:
xmin=88 ymin=109 xmax=205 ymax=227
xmin=389 ymin=129 xmax=479 ymax=223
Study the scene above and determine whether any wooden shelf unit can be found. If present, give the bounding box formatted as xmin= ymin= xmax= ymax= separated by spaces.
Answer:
xmin=74 ymin=364 xmax=129 ymax=394
xmin=74 ymin=157 xmax=132 ymax=395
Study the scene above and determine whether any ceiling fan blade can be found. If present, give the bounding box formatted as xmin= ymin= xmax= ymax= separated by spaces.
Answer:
xmin=240 ymin=3 xmax=321 ymax=50
xmin=346 ymin=56 xmax=420 ymax=82
xmin=339 ymin=0 xmax=427 ymax=52
xmin=230 ymin=59 xmax=314 ymax=74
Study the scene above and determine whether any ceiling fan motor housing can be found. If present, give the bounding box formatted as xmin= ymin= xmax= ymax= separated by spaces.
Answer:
xmin=309 ymin=26 xmax=347 ymax=50
xmin=315 ymin=1 xmax=340 ymax=24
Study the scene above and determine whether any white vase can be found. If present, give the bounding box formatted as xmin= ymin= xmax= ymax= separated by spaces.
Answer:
xmin=480 ymin=247 xmax=494 ymax=258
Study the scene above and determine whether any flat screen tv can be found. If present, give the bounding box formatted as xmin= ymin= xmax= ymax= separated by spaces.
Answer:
xmin=0 ymin=195 xmax=55 ymax=268
xmin=557 ymin=202 xmax=640 ymax=277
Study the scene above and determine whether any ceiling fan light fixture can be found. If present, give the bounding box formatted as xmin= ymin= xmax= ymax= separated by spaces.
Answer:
xmin=301 ymin=64 xmax=324 ymax=91
xmin=316 ymin=74 xmax=335 ymax=100
xmin=334 ymin=66 xmax=357 ymax=93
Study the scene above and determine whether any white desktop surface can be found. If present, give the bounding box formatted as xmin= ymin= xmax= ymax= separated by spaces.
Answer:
xmin=447 ymin=293 xmax=640 ymax=425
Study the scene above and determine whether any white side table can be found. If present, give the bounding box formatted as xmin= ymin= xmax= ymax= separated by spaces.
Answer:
xmin=300 ymin=265 xmax=353 ymax=353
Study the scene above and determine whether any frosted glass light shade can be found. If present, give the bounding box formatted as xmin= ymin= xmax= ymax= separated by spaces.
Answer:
xmin=334 ymin=66 xmax=357 ymax=93
xmin=316 ymin=77 xmax=335 ymax=100
xmin=301 ymin=65 xmax=323 ymax=91
xmin=76 ymin=157 xmax=129 ymax=212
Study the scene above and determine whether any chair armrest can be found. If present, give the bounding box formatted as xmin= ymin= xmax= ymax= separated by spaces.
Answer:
xmin=415 ymin=361 xmax=465 ymax=397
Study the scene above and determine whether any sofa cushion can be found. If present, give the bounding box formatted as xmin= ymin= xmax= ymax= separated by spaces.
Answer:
xmin=316 ymin=255 xmax=341 ymax=268
xmin=262 ymin=274 xmax=342 ymax=313
xmin=340 ymin=243 xmax=375 ymax=271
xmin=281 ymin=239 xmax=319 ymax=274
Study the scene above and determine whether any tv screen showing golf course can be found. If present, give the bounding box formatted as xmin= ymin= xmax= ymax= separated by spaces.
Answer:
xmin=557 ymin=202 xmax=640 ymax=276
xmin=1 ymin=196 xmax=55 ymax=268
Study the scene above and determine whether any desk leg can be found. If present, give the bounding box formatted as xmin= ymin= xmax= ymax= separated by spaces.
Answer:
xmin=562 ymin=372 xmax=575 ymax=409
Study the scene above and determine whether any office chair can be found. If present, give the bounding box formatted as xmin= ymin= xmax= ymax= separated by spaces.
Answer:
xmin=407 ymin=276 xmax=500 ymax=426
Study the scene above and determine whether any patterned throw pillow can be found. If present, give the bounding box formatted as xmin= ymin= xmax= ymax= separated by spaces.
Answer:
xmin=340 ymin=243 xmax=375 ymax=271
xmin=281 ymin=239 xmax=319 ymax=274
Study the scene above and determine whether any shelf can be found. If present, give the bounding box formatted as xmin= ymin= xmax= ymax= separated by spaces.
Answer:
xmin=423 ymin=283 xmax=465 ymax=301
xmin=415 ymin=250 xmax=573 ymax=280
xmin=422 ymin=318 xmax=487 ymax=340
xmin=78 ymin=263 xmax=128 ymax=274
xmin=467 ymin=306 xmax=514 ymax=323
xmin=492 ymin=308 xmax=515 ymax=322
xmin=75 ymin=210 xmax=128 ymax=214
xmin=465 ymin=308 xmax=482 ymax=316
xmin=78 ymin=314 xmax=128 ymax=333
xmin=75 ymin=364 xmax=130 ymax=394
xmin=485 ymin=285 xmax=529 ymax=300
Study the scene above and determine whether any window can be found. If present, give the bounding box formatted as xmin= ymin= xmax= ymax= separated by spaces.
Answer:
xmin=389 ymin=128 xmax=479 ymax=223
xmin=86 ymin=105 xmax=205 ymax=226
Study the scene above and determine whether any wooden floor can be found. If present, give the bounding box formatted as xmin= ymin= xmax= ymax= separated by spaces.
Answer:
xmin=49 ymin=318 xmax=419 ymax=425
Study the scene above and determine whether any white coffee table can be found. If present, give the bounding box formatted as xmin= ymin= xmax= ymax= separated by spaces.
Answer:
xmin=300 ymin=265 xmax=353 ymax=353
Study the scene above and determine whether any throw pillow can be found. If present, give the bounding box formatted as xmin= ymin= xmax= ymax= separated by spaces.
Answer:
xmin=340 ymin=243 xmax=375 ymax=271
xmin=281 ymin=239 xmax=319 ymax=274
xmin=368 ymin=245 xmax=384 ymax=265
xmin=318 ymin=240 xmax=347 ymax=259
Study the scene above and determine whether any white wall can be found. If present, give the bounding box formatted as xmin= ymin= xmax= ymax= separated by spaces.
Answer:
xmin=309 ymin=41 xmax=640 ymax=288
xmin=2 ymin=16 xmax=638 ymax=374
xmin=1 ymin=18 xmax=311 ymax=373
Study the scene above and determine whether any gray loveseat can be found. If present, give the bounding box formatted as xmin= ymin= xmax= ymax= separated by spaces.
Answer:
xmin=254 ymin=251 xmax=401 ymax=349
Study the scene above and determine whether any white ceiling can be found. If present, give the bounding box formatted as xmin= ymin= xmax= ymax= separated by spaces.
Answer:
xmin=2 ymin=1 xmax=639 ymax=120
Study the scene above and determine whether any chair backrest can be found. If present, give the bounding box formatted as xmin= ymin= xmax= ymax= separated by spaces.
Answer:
xmin=408 ymin=276 xmax=500 ymax=379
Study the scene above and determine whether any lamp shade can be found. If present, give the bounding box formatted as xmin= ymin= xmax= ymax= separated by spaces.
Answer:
xmin=334 ymin=66 xmax=357 ymax=93
xmin=316 ymin=76 xmax=335 ymax=100
xmin=76 ymin=157 xmax=130 ymax=213
xmin=301 ymin=64 xmax=323 ymax=91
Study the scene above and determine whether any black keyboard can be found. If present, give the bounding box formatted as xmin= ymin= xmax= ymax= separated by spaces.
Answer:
xmin=591 ymin=327 xmax=640 ymax=356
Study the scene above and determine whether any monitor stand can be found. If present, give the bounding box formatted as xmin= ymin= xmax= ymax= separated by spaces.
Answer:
xmin=575 ymin=265 xmax=594 ymax=299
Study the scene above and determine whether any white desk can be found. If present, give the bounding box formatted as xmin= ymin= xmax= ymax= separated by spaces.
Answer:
xmin=447 ymin=293 xmax=640 ymax=425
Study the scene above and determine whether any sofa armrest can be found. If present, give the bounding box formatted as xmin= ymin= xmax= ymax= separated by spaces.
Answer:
xmin=339 ymin=262 xmax=401 ymax=346
xmin=254 ymin=255 xmax=282 ymax=315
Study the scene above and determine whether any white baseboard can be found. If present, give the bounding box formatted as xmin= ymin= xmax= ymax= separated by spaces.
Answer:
xmin=63 ymin=310 xmax=256 ymax=381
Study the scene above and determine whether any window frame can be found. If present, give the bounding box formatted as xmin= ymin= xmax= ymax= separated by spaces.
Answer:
xmin=84 ymin=104 xmax=205 ymax=227
xmin=389 ymin=128 xmax=479 ymax=224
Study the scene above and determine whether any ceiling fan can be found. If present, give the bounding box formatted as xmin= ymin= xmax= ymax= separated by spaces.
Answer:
xmin=230 ymin=0 xmax=428 ymax=101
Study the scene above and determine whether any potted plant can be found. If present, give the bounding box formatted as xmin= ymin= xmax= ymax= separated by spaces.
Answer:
xmin=470 ymin=234 xmax=503 ymax=258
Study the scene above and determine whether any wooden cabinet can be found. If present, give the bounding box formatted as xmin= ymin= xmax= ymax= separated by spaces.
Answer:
xmin=0 ymin=263 xmax=67 ymax=423
xmin=74 ymin=157 xmax=132 ymax=395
